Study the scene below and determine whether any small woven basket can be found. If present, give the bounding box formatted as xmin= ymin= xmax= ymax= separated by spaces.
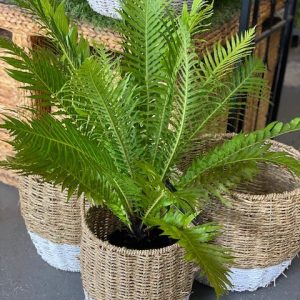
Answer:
xmin=184 ymin=135 xmax=300 ymax=292
xmin=19 ymin=176 xmax=82 ymax=272
xmin=80 ymin=206 xmax=195 ymax=300
xmin=86 ymin=0 xmax=194 ymax=19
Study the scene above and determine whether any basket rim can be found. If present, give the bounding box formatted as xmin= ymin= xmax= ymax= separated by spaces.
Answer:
xmin=232 ymin=139 xmax=300 ymax=199
xmin=231 ymin=186 xmax=300 ymax=199
xmin=83 ymin=206 xmax=182 ymax=256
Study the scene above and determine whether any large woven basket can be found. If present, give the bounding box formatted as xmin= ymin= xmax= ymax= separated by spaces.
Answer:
xmin=81 ymin=206 xmax=195 ymax=300
xmin=19 ymin=176 xmax=82 ymax=272
xmin=184 ymin=136 xmax=300 ymax=292
xmin=86 ymin=0 xmax=194 ymax=19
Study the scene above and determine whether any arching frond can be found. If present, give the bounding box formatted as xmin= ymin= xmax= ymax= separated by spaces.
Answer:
xmin=179 ymin=119 xmax=300 ymax=200
xmin=158 ymin=20 xmax=201 ymax=178
xmin=60 ymin=56 xmax=140 ymax=175
xmin=119 ymin=0 xmax=170 ymax=132
xmin=146 ymin=209 xmax=232 ymax=297
xmin=1 ymin=114 xmax=144 ymax=226
xmin=181 ymin=0 xmax=213 ymax=35
xmin=199 ymin=29 xmax=256 ymax=82
xmin=151 ymin=0 xmax=213 ymax=170
xmin=14 ymin=0 xmax=90 ymax=69
xmin=0 ymin=38 xmax=68 ymax=104
xmin=185 ymin=57 xmax=268 ymax=144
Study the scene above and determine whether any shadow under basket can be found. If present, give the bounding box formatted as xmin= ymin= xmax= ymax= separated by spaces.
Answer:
xmin=19 ymin=176 xmax=82 ymax=272
xmin=80 ymin=207 xmax=194 ymax=300
xmin=192 ymin=137 xmax=300 ymax=292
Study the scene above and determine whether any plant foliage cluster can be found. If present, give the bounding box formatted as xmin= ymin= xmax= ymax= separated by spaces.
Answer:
xmin=8 ymin=0 xmax=242 ymax=30
xmin=1 ymin=0 xmax=300 ymax=297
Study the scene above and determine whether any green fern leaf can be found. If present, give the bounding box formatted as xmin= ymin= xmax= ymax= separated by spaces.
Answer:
xmin=179 ymin=118 xmax=300 ymax=195
xmin=60 ymin=56 xmax=140 ymax=175
xmin=1 ymin=114 xmax=144 ymax=226
xmin=14 ymin=0 xmax=90 ymax=69
xmin=146 ymin=209 xmax=232 ymax=298
xmin=185 ymin=57 xmax=267 ymax=145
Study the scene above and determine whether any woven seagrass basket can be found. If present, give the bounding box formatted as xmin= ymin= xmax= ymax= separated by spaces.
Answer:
xmin=182 ymin=135 xmax=300 ymax=292
xmin=19 ymin=176 xmax=82 ymax=272
xmin=81 ymin=206 xmax=195 ymax=300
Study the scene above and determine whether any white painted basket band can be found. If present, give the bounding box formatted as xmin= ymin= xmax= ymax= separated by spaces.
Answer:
xmin=28 ymin=231 xmax=81 ymax=272
xmin=196 ymin=260 xmax=292 ymax=292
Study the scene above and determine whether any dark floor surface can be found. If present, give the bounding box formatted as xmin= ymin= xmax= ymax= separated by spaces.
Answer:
xmin=0 ymin=46 xmax=300 ymax=300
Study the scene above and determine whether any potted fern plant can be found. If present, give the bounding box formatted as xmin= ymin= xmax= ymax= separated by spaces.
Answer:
xmin=1 ymin=0 xmax=300 ymax=299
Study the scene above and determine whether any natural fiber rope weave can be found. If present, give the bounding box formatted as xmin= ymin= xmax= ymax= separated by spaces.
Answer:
xmin=0 ymin=3 xmax=123 ymax=51
xmin=83 ymin=290 xmax=191 ymax=300
xmin=19 ymin=176 xmax=81 ymax=245
xmin=182 ymin=135 xmax=300 ymax=269
xmin=80 ymin=207 xmax=195 ymax=300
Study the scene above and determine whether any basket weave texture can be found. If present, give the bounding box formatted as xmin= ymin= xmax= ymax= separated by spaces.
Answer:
xmin=20 ymin=176 xmax=81 ymax=245
xmin=0 ymin=3 xmax=123 ymax=51
xmin=182 ymin=135 xmax=300 ymax=269
xmin=80 ymin=207 xmax=195 ymax=300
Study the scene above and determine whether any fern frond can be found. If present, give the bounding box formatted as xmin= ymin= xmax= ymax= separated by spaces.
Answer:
xmin=146 ymin=209 xmax=232 ymax=298
xmin=200 ymin=28 xmax=256 ymax=82
xmin=14 ymin=0 xmax=90 ymax=69
xmin=0 ymin=39 xmax=68 ymax=107
xmin=179 ymin=118 xmax=300 ymax=196
xmin=151 ymin=0 xmax=213 ymax=170
xmin=119 ymin=0 xmax=170 ymax=130
xmin=60 ymin=56 xmax=140 ymax=175
xmin=185 ymin=57 xmax=267 ymax=143
xmin=181 ymin=0 xmax=213 ymax=35
xmin=1 ymin=114 xmax=143 ymax=226
xmin=159 ymin=20 xmax=201 ymax=178
xmin=156 ymin=28 xmax=260 ymax=179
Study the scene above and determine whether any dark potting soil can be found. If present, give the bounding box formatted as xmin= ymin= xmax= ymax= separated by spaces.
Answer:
xmin=108 ymin=226 xmax=177 ymax=250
